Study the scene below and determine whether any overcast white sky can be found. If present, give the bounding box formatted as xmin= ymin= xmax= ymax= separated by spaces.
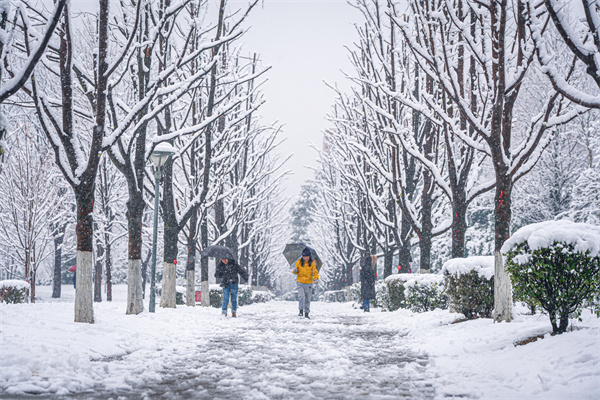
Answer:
xmin=229 ymin=0 xmax=361 ymax=200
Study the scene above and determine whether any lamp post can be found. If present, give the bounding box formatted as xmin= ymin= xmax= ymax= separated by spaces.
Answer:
xmin=149 ymin=142 xmax=176 ymax=313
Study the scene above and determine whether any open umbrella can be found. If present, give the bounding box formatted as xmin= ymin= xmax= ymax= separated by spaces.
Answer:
xmin=200 ymin=245 xmax=236 ymax=260
xmin=282 ymin=243 xmax=322 ymax=270
xmin=68 ymin=265 xmax=76 ymax=272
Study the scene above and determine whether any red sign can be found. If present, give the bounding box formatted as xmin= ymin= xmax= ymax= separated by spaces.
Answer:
xmin=195 ymin=291 xmax=201 ymax=302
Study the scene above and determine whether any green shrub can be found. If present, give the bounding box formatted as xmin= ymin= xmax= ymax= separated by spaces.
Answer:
xmin=281 ymin=291 xmax=297 ymax=301
xmin=385 ymin=277 xmax=407 ymax=311
xmin=238 ymin=285 xmax=253 ymax=306
xmin=210 ymin=288 xmax=222 ymax=308
xmin=323 ymin=290 xmax=347 ymax=302
xmin=349 ymin=283 xmax=361 ymax=303
xmin=385 ymin=274 xmax=447 ymax=313
xmin=442 ymin=257 xmax=495 ymax=319
xmin=444 ymin=271 xmax=494 ymax=319
xmin=374 ymin=281 xmax=389 ymax=310
xmin=506 ymin=241 xmax=600 ymax=334
xmin=404 ymin=278 xmax=448 ymax=312
xmin=252 ymin=291 xmax=274 ymax=303
xmin=349 ymin=282 xmax=388 ymax=309
xmin=0 ymin=280 xmax=29 ymax=304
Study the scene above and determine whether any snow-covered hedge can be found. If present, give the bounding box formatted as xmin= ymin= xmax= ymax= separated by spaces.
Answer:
xmin=252 ymin=290 xmax=275 ymax=303
xmin=0 ymin=280 xmax=29 ymax=304
xmin=204 ymin=285 xmax=274 ymax=308
xmin=348 ymin=282 xmax=388 ymax=309
xmin=503 ymin=220 xmax=600 ymax=334
xmin=442 ymin=257 xmax=494 ymax=319
xmin=323 ymin=290 xmax=347 ymax=303
xmin=385 ymin=274 xmax=447 ymax=312
xmin=175 ymin=286 xmax=186 ymax=305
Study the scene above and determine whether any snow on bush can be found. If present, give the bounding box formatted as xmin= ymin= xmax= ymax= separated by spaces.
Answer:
xmin=442 ymin=257 xmax=495 ymax=319
xmin=385 ymin=274 xmax=447 ymax=312
xmin=441 ymin=256 xmax=494 ymax=279
xmin=501 ymin=220 xmax=600 ymax=258
xmin=199 ymin=285 xmax=274 ymax=308
xmin=0 ymin=280 xmax=29 ymax=304
xmin=323 ymin=290 xmax=347 ymax=303
xmin=252 ymin=290 xmax=275 ymax=304
xmin=348 ymin=282 xmax=388 ymax=309
xmin=503 ymin=220 xmax=600 ymax=334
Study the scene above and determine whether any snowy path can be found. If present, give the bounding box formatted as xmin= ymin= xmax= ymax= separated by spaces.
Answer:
xmin=3 ymin=286 xmax=599 ymax=399
xmin=6 ymin=301 xmax=433 ymax=399
xmin=128 ymin=303 xmax=434 ymax=399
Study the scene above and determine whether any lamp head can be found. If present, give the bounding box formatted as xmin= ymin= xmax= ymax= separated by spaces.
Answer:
xmin=150 ymin=142 xmax=176 ymax=168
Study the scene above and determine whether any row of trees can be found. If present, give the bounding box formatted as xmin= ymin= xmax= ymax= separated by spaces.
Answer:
xmin=0 ymin=0 xmax=290 ymax=322
xmin=306 ymin=0 xmax=599 ymax=322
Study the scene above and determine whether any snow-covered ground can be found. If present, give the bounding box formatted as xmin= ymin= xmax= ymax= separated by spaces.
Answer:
xmin=1 ymin=285 xmax=598 ymax=399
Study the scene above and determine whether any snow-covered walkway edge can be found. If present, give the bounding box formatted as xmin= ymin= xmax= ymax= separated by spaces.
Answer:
xmin=1 ymin=285 xmax=598 ymax=399
xmin=377 ymin=306 xmax=599 ymax=399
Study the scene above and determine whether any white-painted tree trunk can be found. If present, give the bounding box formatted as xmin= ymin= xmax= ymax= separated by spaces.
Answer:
xmin=201 ymin=280 xmax=210 ymax=307
xmin=74 ymin=250 xmax=94 ymax=323
xmin=493 ymin=251 xmax=513 ymax=322
xmin=186 ymin=270 xmax=195 ymax=307
xmin=160 ymin=261 xmax=177 ymax=308
xmin=126 ymin=259 xmax=144 ymax=314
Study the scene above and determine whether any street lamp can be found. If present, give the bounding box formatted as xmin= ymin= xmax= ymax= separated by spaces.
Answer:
xmin=149 ymin=142 xmax=176 ymax=313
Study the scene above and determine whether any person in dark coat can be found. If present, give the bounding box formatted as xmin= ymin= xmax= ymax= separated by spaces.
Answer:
xmin=215 ymin=258 xmax=249 ymax=317
xmin=360 ymin=255 xmax=377 ymax=312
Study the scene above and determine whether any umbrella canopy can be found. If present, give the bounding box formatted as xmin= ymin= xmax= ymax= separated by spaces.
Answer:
xmin=68 ymin=265 xmax=76 ymax=272
xmin=282 ymin=243 xmax=322 ymax=270
xmin=200 ymin=245 xmax=236 ymax=261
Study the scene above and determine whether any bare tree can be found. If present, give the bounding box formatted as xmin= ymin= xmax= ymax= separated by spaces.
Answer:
xmin=395 ymin=0 xmax=579 ymax=321
xmin=0 ymin=126 xmax=61 ymax=302
xmin=28 ymin=0 xmax=139 ymax=323
xmin=0 ymin=0 xmax=66 ymax=157
xmin=528 ymin=0 xmax=600 ymax=108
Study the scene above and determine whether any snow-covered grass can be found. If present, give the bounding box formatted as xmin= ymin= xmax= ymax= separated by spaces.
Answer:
xmin=0 ymin=285 xmax=598 ymax=399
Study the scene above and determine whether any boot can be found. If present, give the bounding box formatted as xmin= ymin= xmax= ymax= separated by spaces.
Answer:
xmin=222 ymin=310 xmax=227 ymax=317
xmin=305 ymin=312 xmax=310 ymax=319
xmin=298 ymin=310 xmax=303 ymax=317
xmin=232 ymin=312 xmax=237 ymax=318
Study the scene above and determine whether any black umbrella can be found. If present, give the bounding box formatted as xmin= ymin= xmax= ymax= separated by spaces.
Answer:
xmin=282 ymin=243 xmax=322 ymax=270
xmin=201 ymin=245 xmax=236 ymax=260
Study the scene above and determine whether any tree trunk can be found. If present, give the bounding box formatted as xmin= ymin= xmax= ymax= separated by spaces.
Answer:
xmin=383 ymin=250 xmax=393 ymax=278
xmin=492 ymin=175 xmax=513 ymax=322
xmin=94 ymin=238 xmax=103 ymax=302
xmin=74 ymin=190 xmax=95 ymax=323
xmin=30 ymin=272 xmax=36 ymax=303
xmin=419 ymin=182 xmax=433 ymax=274
xmin=186 ymin=270 xmax=195 ymax=306
xmin=200 ymin=215 xmax=210 ymax=307
xmin=161 ymin=200 xmax=179 ymax=308
xmin=160 ymin=261 xmax=177 ymax=308
xmin=141 ymin=249 xmax=150 ymax=299
xmin=398 ymin=216 xmax=412 ymax=273
xmin=126 ymin=259 xmax=143 ymax=314
xmin=451 ymin=197 xmax=468 ymax=259
xmin=105 ymin=230 xmax=112 ymax=302
xmin=52 ymin=229 xmax=64 ymax=298
xmin=126 ymin=192 xmax=145 ymax=314
xmin=186 ymin=214 xmax=197 ymax=307
xmin=75 ymin=250 xmax=94 ymax=323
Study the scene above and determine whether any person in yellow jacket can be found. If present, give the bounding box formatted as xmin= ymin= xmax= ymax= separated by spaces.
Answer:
xmin=293 ymin=247 xmax=319 ymax=319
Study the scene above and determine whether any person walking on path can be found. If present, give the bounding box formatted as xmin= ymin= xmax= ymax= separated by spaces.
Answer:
xmin=360 ymin=255 xmax=377 ymax=312
xmin=293 ymin=247 xmax=319 ymax=319
xmin=215 ymin=258 xmax=248 ymax=317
